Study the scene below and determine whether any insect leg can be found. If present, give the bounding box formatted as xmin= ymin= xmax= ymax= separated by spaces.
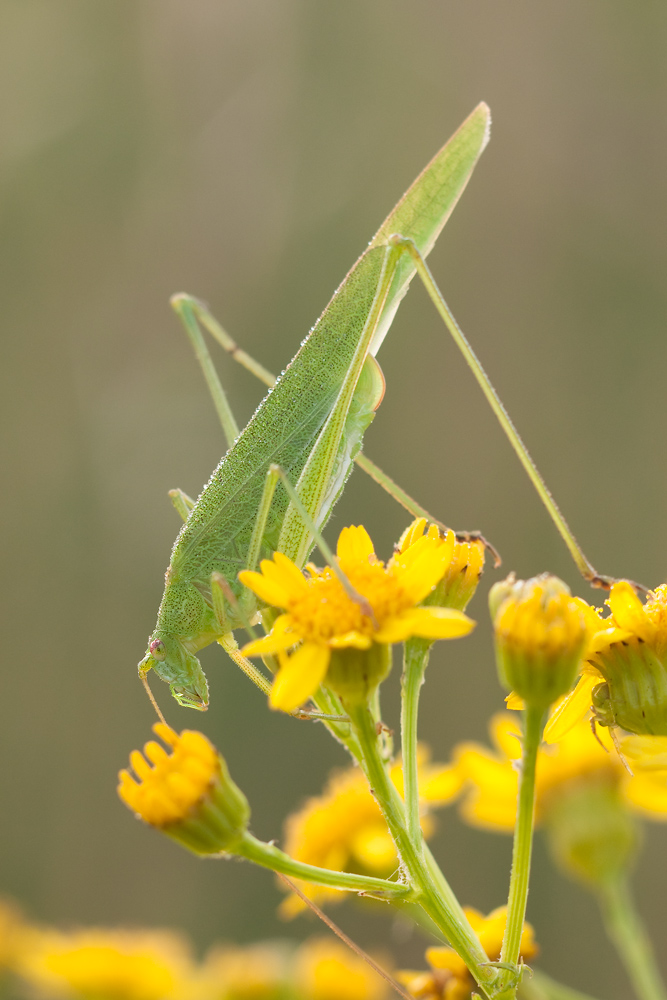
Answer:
xmin=389 ymin=235 xmax=613 ymax=591
xmin=168 ymin=488 xmax=195 ymax=522
xmin=174 ymin=296 xmax=491 ymax=555
xmin=171 ymin=293 xmax=276 ymax=388
xmin=170 ymin=293 xmax=240 ymax=449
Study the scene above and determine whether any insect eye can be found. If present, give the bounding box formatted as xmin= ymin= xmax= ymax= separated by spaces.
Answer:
xmin=149 ymin=639 xmax=166 ymax=661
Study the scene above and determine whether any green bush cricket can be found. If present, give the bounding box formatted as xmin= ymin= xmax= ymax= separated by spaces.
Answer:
xmin=139 ymin=101 xmax=610 ymax=713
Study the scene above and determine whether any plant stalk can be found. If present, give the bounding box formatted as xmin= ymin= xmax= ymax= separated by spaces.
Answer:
xmin=598 ymin=876 xmax=667 ymax=1000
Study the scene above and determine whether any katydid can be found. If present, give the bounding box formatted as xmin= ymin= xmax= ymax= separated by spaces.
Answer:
xmin=139 ymin=101 xmax=606 ymax=711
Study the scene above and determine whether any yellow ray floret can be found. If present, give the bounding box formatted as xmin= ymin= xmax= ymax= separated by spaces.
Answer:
xmin=239 ymin=521 xmax=475 ymax=712
xmin=118 ymin=724 xmax=219 ymax=827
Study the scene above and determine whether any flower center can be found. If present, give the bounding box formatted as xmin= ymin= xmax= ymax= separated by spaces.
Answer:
xmin=285 ymin=559 xmax=411 ymax=642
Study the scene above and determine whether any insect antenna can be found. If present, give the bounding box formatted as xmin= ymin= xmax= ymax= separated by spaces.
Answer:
xmin=140 ymin=672 xmax=168 ymax=727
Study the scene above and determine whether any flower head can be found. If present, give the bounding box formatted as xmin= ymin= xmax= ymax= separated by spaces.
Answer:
xmin=118 ymin=724 xmax=249 ymax=855
xmin=17 ymin=929 xmax=193 ymax=1000
xmin=490 ymin=574 xmax=587 ymax=710
xmin=240 ymin=522 xmax=475 ymax=712
xmin=293 ymin=938 xmax=389 ymax=1000
xmin=198 ymin=942 xmax=291 ymax=999
xmin=398 ymin=907 xmax=537 ymax=1000
xmin=545 ymin=582 xmax=667 ymax=742
xmin=280 ymin=753 xmax=461 ymax=916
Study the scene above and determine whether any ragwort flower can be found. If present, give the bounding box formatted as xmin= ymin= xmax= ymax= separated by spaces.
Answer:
xmin=453 ymin=711 xmax=667 ymax=884
xmin=279 ymin=752 xmax=461 ymax=916
xmin=398 ymin=907 xmax=537 ymax=1000
xmin=545 ymin=582 xmax=667 ymax=742
xmin=118 ymin=724 xmax=249 ymax=855
xmin=294 ymin=937 xmax=390 ymax=1000
xmin=197 ymin=942 xmax=291 ymax=1000
xmin=17 ymin=928 xmax=194 ymax=1000
xmin=239 ymin=522 xmax=475 ymax=712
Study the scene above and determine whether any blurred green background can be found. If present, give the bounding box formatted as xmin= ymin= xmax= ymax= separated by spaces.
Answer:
xmin=2 ymin=1 xmax=667 ymax=995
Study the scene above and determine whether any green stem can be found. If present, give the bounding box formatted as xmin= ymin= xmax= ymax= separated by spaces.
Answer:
xmin=237 ymin=832 xmax=415 ymax=901
xmin=499 ymin=705 xmax=545 ymax=995
xmin=401 ymin=638 xmax=431 ymax=843
xmin=348 ymin=701 xmax=498 ymax=997
xmin=598 ymin=877 xmax=667 ymax=1000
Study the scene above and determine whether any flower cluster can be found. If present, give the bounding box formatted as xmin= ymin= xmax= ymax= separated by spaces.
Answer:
xmin=398 ymin=907 xmax=537 ymax=1000
xmin=546 ymin=582 xmax=667 ymax=741
xmin=2 ymin=905 xmax=392 ymax=1000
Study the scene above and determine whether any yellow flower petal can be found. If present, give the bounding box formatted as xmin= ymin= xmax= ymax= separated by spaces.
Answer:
xmin=608 ymin=581 xmax=656 ymax=643
xmin=269 ymin=644 xmax=331 ymax=713
xmin=588 ymin=626 xmax=633 ymax=653
xmin=349 ymin=825 xmax=397 ymax=871
xmin=241 ymin=616 xmax=295 ymax=657
xmin=623 ymin=771 xmax=667 ymax=818
xmin=420 ymin=765 xmax=463 ymax=804
xmin=397 ymin=518 xmax=428 ymax=554
xmin=621 ymin=735 xmax=667 ymax=770
xmin=375 ymin=606 xmax=474 ymax=644
xmin=543 ymin=672 xmax=600 ymax=744
xmin=393 ymin=538 xmax=452 ymax=604
xmin=238 ymin=570 xmax=290 ymax=608
xmin=336 ymin=525 xmax=375 ymax=566
xmin=264 ymin=552 xmax=309 ymax=596
xmin=505 ymin=691 xmax=525 ymax=711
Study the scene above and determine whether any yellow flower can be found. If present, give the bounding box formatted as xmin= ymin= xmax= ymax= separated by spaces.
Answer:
xmin=118 ymin=725 xmax=249 ymax=855
xmin=279 ymin=752 xmax=461 ymax=916
xmin=453 ymin=711 xmax=666 ymax=832
xmin=396 ymin=519 xmax=485 ymax=613
xmin=453 ymin=711 xmax=667 ymax=884
xmin=545 ymin=582 xmax=667 ymax=742
xmin=198 ymin=942 xmax=290 ymax=999
xmin=293 ymin=937 xmax=389 ymax=1000
xmin=239 ymin=522 xmax=475 ymax=712
xmin=398 ymin=907 xmax=537 ymax=1000
xmin=17 ymin=928 xmax=193 ymax=1000
xmin=490 ymin=575 xmax=587 ymax=710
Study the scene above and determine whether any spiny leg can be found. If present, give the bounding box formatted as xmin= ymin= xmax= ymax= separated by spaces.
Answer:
xmin=389 ymin=234 xmax=639 ymax=593
xmin=171 ymin=294 xmax=483 ymax=555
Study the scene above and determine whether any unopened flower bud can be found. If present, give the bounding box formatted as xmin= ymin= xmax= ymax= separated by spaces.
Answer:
xmin=118 ymin=725 xmax=250 ymax=856
xmin=491 ymin=574 xmax=587 ymax=710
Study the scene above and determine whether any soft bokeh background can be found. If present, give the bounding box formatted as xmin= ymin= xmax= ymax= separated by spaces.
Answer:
xmin=2 ymin=1 xmax=667 ymax=995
